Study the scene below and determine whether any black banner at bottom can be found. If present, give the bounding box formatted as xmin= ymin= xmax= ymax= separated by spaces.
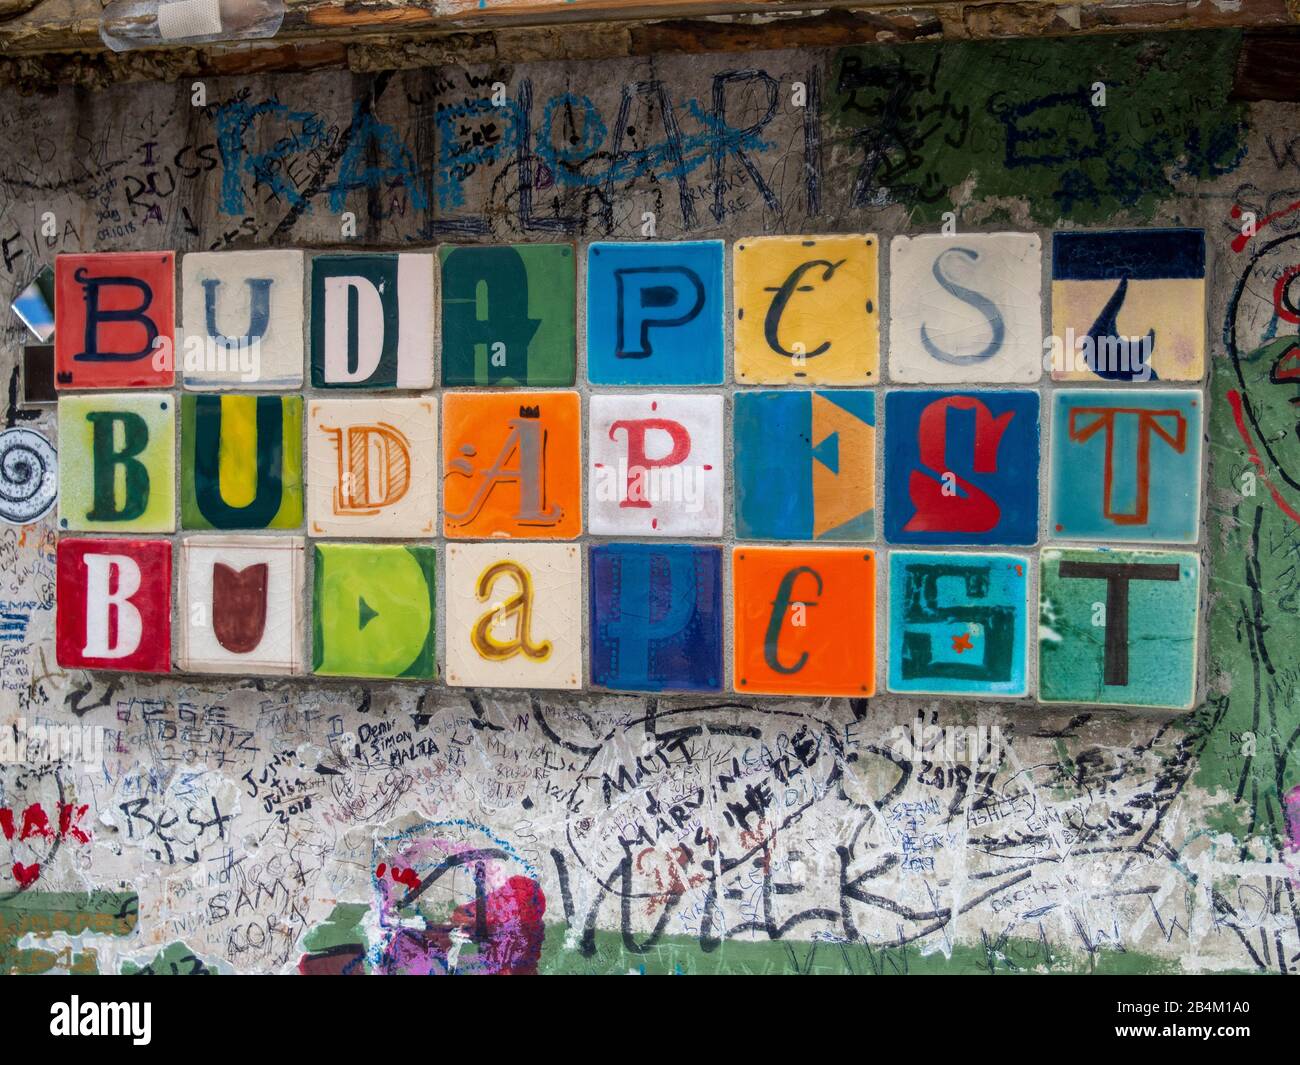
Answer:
xmin=0 ymin=970 xmax=1283 ymax=1051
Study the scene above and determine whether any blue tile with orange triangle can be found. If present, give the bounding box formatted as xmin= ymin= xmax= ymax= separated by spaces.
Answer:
xmin=734 ymin=390 xmax=876 ymax=541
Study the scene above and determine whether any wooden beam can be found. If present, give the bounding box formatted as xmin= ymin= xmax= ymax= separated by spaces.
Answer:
xmin=1233 ymin=27 xmax=1300 ymax=99
xmin=0 ymin=0 xmax=1296 ymax=83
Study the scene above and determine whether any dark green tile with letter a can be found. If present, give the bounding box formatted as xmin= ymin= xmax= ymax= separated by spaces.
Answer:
xmin=440 ymin=244 xmax=576 ymax=386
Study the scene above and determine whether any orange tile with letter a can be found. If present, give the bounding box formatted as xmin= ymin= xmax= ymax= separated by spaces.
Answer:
xmin=442 ymin=391 xmax=582 ymax=539
xmin=732 ymin=546 xmax=876 ymax=697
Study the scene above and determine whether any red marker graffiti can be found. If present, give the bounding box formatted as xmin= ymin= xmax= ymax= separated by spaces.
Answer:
xmin=1230 ymin=200 xmax=1300 ymax=254
xmin=1 ymin=802 xmax=92 ymax=888
xmin=1228 ymin=388 xmax=1300 ymax=525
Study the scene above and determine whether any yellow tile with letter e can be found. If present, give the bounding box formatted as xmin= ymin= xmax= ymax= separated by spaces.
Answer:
xmin=734 ymin=235 xmax=879 ymax=384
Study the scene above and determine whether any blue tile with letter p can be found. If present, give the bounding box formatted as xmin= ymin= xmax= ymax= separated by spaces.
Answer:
xmin=586 ymin=241 xmax=724 ymax=386
xmin=589 ymin=542 xmax=722 ymax=692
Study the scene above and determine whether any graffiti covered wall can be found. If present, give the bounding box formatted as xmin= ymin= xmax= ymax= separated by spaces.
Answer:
xmin=1 ymin=28 xmax=1299 ymax=974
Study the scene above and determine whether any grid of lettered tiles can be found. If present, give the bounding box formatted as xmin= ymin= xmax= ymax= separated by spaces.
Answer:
xmin=54 ymin=249 xmax=447 ymax=681
xmin=48 ymin=231 xmax=1206 ymax=709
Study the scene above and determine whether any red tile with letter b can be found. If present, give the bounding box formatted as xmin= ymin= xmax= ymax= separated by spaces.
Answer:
xmin=56 ymin=537 xmax=172 ymax=672
xmin=55 ymin=252 xmax=175 ymax=389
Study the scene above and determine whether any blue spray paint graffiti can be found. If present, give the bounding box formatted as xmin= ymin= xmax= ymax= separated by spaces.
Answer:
xmin=213 ymin=74 xmax=791 ymax=230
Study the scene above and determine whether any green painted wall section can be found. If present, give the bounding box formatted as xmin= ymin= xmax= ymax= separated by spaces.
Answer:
xmin=828 ymin=32 xmax=1247 ymax=225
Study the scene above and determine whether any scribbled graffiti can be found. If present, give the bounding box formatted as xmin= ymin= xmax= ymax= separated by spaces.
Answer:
xmin=0 ymin=28 xmax=1298 ymax=975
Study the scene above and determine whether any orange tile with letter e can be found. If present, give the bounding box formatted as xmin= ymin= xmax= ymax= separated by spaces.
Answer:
xmin=732 ymin=546 xmax=876 ymax=696
xmin=442 ymin=391 xmax=582 ymax=539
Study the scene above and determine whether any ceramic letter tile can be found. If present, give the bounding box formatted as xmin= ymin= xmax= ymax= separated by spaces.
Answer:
xmin=307 ymin=398 xmax=437 ymax=538
xmin=58 ymin=393 xmax=175 ymax=533
xmin=884 ymin=390 xmax=1039 ymax=546
xmin=312 ymin=542 xmax=437 ymax=679
xmin=445 ymin=542 xmax=582 ymax=690
xmin=588 ymin=393 xmax=723 ymax=537
xmin=1049 ymin=389 xmax=1202 ymax=543
xmin=440 ymin=244 xmax=575 ymax=386
xmin=734 ymin=390 xmax=875 ymax=541
xmin=180 ymin=250 xmax=305 ymax=389
xmin=56 ymin=537 xmax=172 ymax=673
xmin=1039 ymin=547 xmax=1199 ymax=709
xmin=889 ymin=234 xmax=1042 ymax=383
xmin=310 ymin=253 xmax=434 ymax=389
xmin=179 ymin=535 xmax=304 ymax=674
xmin=589 ymin=542 xmax=722 ymax=692
xmin=887 ymin=550 xmax=1029 ymax=697
xmin=1050 ymin=229 xmax=1205 ymax=382
xmin=182 ymin=394 xmax=302 ymax=530
xmin=734 ymin=234 xmax=879 ymax=384
xmin=442 ymin=391 xmax=582 ymax=540
xmin=55 ymin=252 xmax=175 ymax=389
xmin=586 ymin=241 xmax=724 ymax=386
xmin=732 ymin=546 xmax=876 ymax=696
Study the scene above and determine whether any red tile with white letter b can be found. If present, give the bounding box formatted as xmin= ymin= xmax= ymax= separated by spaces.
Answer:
xmin=56 ymin=537 xmax=172 ymax=672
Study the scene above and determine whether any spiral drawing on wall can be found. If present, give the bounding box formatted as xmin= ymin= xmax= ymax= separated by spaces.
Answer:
xmin=0 ymin=427 xmax=58 ymax=525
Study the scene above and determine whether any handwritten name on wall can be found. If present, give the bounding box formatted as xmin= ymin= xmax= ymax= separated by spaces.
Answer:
xmin=44 ymin=229 xmax=1207 ymax=708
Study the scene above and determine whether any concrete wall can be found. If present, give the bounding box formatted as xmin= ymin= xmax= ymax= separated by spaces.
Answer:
xmin=1 ymin=28 xmax=1298 ymax=974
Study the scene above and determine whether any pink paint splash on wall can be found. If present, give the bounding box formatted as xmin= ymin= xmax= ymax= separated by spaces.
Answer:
xmin=1285 ymin=786 xmax=1300 ymax=853
xmin=1283 ymin=785 xmax=1300 ymax=892
xmin=1 ymin=801 xmax=93 ymax=889
xmin=449 ymin=875 xmax=546 ymax=976
xmin=371 ymin=830 xmax=546 ymax=975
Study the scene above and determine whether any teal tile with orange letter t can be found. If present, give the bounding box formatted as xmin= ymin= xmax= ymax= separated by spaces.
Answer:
xmin=1049 ymin=389 xmax=1202 ymax=544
